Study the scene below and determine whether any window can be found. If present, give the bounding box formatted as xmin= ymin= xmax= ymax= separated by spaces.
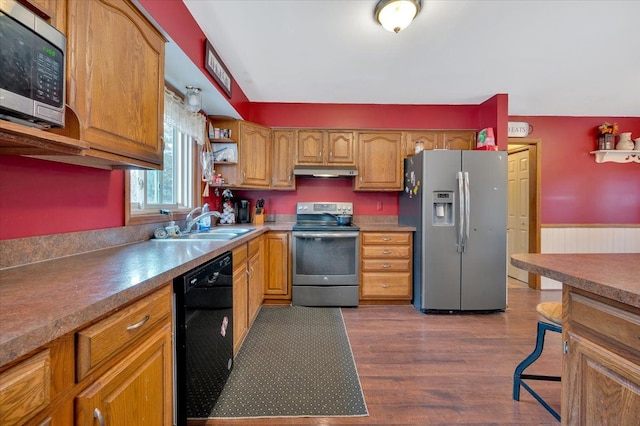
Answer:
xmin=129 ymin=125 xmax=195 ymax=212
xmin=127 ymin=87 xmax=206 ymax=223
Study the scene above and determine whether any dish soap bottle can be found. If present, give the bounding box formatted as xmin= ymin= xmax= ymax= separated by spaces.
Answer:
xmin=199 ymin=203 xmax=211 ymax=231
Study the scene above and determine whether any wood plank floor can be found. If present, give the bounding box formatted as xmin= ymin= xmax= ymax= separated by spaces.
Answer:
xmin=198 ymin=281 xmax=562 ymax=425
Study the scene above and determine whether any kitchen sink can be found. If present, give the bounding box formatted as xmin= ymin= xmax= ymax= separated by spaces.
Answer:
xmin=156 ymin=227 xmax=255 ymax=242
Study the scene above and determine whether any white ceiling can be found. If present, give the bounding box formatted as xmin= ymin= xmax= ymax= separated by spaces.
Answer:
xmin=177 ymin=0 xmax=639 ymax=118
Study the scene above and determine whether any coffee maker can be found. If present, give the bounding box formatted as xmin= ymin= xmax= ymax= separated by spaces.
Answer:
xmin=235 ymin=199 xmax=251 ymax=223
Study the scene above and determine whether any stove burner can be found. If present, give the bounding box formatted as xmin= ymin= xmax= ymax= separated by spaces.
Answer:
xmin=294 ymin=201 xmax=357 ymax=231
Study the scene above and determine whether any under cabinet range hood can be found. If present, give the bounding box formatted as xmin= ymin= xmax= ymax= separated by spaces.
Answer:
xmin=292 ymin=165 xmax=358 ymax=178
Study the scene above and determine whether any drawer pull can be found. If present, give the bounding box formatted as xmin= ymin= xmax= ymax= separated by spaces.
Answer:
xmin=94 ymin=408 xmax=105 ymax=426
xmin=382 ymin=237 xmax=391 ymax=241
xmin=382 ymin=250 xmax=391 ymax=255
xmin=381 ymin=284 xmax=390 ymax=288
xmin=126 ymin=315 xmax=150 ymax=331
xmin=382 ymin=264 xmax=391 ymax=268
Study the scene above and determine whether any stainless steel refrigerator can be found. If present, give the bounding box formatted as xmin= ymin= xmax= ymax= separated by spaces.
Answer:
xmin=399 ymin=150 xmax=507 ymax=312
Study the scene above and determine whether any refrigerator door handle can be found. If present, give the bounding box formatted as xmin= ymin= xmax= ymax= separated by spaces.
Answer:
xmin=457 ymin=171 xmax=464 ymax=253
xmin=463 ymin=171 xmax=470 ymax=252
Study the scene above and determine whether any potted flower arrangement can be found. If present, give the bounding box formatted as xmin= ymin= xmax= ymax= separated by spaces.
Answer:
xmin=597 ymin=122 xmax=618 ymax=150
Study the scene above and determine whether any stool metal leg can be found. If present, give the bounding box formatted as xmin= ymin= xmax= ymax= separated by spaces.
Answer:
xmin=513 ymin=321 xmax=562 ymax=421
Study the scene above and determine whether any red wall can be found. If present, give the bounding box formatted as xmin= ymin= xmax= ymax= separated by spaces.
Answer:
xmin=0 ymin=156 xmax=124 ymax=239
xmin=511 ymin=116 xmax=640 ymax=224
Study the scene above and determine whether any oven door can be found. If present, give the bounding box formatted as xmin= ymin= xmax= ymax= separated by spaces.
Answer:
xmin=292 ymin=231 xmax=360 ymax=286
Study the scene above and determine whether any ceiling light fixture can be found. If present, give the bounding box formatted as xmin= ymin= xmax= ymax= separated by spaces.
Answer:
xmin=185 ymin=86 xmax=202 ymax=113
xmin=374 ymin=0 xmax=421 ymax=33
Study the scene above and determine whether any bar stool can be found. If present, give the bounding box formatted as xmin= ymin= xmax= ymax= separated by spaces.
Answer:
xmin=513 ymin=301 xmax=562 ymax=421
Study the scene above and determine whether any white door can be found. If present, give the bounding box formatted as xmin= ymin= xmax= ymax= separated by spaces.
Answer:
xmin=507 ymin=149 xmax=530 ymax=282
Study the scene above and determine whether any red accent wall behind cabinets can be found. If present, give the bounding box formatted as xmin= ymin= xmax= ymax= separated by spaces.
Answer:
xmin=0 ymin=157 xmax=124 ymax=240
xmin=511 ymin=116 xmax=640 ymax=224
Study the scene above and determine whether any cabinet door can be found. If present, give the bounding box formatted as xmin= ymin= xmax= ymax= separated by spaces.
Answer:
xmin=271 ymin=130 xmax=296 ymax=190
xmin=355 ymin=132 xmax=402 ymax=191
xmin=232 ymin=260 xmax=248 ymax=354
xmin=264 ymin=232 xmax=290 ymax=298
xmin=403 ymin=131 xmax=440 ymax=157
xmin=563 ymin=331 xmax=640 ymax=424
xmin=239 ymin=122 xmax=271 ymax=188
xmin=24 ymin=0 xmax=66 ymax=31
xmin=75 ymin=324 xmax=172 ymax=425
xmin=442 ymin=131 xmax=476 ymax=150
xmin=66 ymin=0 xmax=165 ymax=167
xmin=247 ymin=237 xmax=265 ymax=326
xmin=327 ymin=131 xmax=355 ymax=165
xmin=296 ymin=130 xmax=325 ymax=164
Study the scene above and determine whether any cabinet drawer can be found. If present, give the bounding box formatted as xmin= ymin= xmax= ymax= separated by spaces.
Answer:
xmin=248 ymin=236 xmax=262 ymax=257
xmin=362 ymin=258 xmax=410 ymax=272
xmin=76 ymin=285 xmax=171 ymax=381
xmin=569 ymin=292 xmax=640 ymax=354
xmin=0 ymin=350 xmax=51 ymax=426
xmin=362 ymin=232 xmax=411 ymax=245
xmin=361 ymin=273 xmax=412 ymax=299
xmin=362 ymin=245 xmax=410 ymax=259
xmin=232 ymin=243 xmax=248 ymax=268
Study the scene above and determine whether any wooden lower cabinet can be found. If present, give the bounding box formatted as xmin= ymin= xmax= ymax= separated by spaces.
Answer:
xmin=247 ymin=235 xmax=265 ymax=325
xmin=0 ymin=285 xmax=172 ymax=426
xmin=360 ymin=232 xmax=413 ymax=302
xmin=75 ymin=323 xmax=172 ymax=425
xmin=264 ymin=231 xmax=291 ymax=300
xmin=232 ymin=244 xmax=249 ymax=354
xmin=562 ymin=286 xmax=640 ymax=424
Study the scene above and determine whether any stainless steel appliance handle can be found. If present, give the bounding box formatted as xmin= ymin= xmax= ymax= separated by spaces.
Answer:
xmin=457 ymin=171 xmax=464 ymax=253
xmin=293 ymin=232 xmax=360 ymax=239
xmin=463 ymin=171 xmax=470 ymax=253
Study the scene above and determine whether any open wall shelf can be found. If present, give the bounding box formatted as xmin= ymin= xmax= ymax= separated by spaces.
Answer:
xmin=590 ymin=150 xmax=640 ymax=164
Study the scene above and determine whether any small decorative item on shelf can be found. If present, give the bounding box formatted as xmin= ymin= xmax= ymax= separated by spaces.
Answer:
xmin=634 ymin=137 xmax=640 ymax=151
xmin=616 ymin=132 xmax=634 ymax=150
xmin=597 ymin=122 xmax=618 ymax=150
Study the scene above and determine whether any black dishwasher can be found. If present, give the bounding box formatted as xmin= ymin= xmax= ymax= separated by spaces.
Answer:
xmin=174 ymin=251 xmax=233 ymax=425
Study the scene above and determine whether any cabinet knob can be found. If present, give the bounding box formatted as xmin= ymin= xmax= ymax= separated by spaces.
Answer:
xmin=382 ymin=250 xmax=391 ymax=255
xmin=382 ymin=237 xmax=391 ymax=241
xmin=380 ymin=284 xmax=390 ymax=288
xmin=126 ymin=315 xmax=150 ymax=331
xmin=382 ymin=264 xmax=391 ymax=268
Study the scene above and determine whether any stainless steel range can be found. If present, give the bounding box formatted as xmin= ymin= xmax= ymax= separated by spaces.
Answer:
xmin=292 ymin=202 xmax=360 ymax=307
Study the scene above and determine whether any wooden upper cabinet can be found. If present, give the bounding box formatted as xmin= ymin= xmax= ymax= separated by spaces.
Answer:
xmin=211 ymin=119 xmax=271 ymax=189
xmin=443 ymin=131 xmax=476 ymax=151
xmin=239 ymin=122 xmax=271 ymax=188
xmin=296 ymin=130 xmax=325 ymax=164
xmin=327 ymin=131 xmax=355 ymax=165
xmin=355 ymin=131 xmax=402 ymax=191
xmin=403 ymin=130 xmax=476 ymax=157
xmin=21 ymin=0 xmax=66 ymax=31
xmin=271 ymin=130 xmax=296 ymax=190
xmin=64 ymin=0 xmax=166 ymax=169
xmin=296 ymin=130 xmax=355 ymax=165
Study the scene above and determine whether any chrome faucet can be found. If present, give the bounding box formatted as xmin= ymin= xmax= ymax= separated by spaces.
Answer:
xmin=184 ymin=211 xmax=221 ymax=234
xmin=185 ymin=207 xmax=202 ymax=226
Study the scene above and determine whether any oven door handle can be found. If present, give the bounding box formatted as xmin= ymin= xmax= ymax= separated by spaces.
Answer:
xmin=293 ymin=232 xmax=360 ymax=239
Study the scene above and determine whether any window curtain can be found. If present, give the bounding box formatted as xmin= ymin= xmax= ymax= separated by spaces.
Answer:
xmin=163 ymin=87 xmax=206 ymax=145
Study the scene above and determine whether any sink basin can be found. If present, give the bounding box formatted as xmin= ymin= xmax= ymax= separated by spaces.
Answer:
xmin=155 ymin=227 xmax=255 ymax=242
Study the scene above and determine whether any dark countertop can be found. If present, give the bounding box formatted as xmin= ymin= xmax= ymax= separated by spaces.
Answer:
xmin=0 ymin=226 xmax=270 ymax=366
xmin=0 ymin=221 xmax=414 ymax=367
xmin=511 ymin=253 xmax=640 ymax=308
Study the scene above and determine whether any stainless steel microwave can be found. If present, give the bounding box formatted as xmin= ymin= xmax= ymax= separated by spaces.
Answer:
xmin=0 ymin=0 xmax=65 ymax=128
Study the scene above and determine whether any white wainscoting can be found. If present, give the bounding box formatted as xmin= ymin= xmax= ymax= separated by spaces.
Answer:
xmin=540 ymin=227 xmax=640 ymax=289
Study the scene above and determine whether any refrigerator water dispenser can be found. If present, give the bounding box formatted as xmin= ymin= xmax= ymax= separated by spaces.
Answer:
xmin=432 ymin=191 xmax=453 ymax=226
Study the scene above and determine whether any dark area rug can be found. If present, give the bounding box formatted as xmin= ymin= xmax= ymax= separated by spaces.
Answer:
xmin=208 ymin=306 xmax=368 ymax=419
